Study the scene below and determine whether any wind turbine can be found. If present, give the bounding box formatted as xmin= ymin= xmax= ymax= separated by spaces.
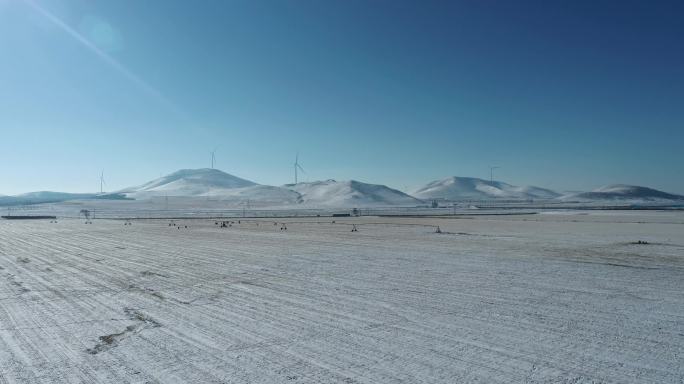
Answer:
xmin=489 ymin=166 xmax=501 ymax=183
xmin=294 ymin=153 xmax=305 ymax=184
xmin=210 ymin=147 xmax=218 ymax=169
xmin=100 ymin=170 xmax=106 ymax=194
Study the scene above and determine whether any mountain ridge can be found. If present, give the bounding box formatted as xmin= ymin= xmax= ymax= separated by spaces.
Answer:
xmin=2 ymin=169 xmax=683 ymax=207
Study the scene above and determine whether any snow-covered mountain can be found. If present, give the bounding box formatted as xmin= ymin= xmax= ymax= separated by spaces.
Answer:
xmin=4 ymin=169 xmax=681 ymax=209
xmin=412 ymin=176 xmax=560 ymax=201
xmin=119 ymin=168 xmax=302 ymax=205
xmin=122 ymin=168 xmax=256 ymax=196
xmin=286 ymin=180 xmax=422 ymax=207
xmin=561 ymin=184 xmax=684 ymax=202
xmin=120 ymin=171 xmax=421 ymax=207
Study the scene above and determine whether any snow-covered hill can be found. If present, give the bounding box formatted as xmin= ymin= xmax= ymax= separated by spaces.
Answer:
xmin=561 ymin=184 xmax=684 ymax=202
xmin=122 ymin=168 xmax=256 ymax=196
xmin=412 ymin=176 xmax=560 ymax=201
xmin=286 ymin=180 xmax=422 ymax=207
xmin=16 ymin=191 xmax=96 ymax=200
xmin=0 ymin=191 xmax=101 ymax=206
xmin=119 ymin=168 xmax=302 ymax=205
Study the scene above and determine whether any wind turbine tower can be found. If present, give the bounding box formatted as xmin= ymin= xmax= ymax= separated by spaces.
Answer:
xmin=210 ymin=148 xmax=218 ymax=169
xmin=100 ymin=170 xmax=106 ymax=194
xmin=294 ymin=153 xmax=305 ymax=184
xmin=489 ymin=166 xmax=501 ymax=183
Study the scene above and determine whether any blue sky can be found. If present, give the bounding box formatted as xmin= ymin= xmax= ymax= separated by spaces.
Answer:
xmin=1 ymin=0 xmax=682 ymax=195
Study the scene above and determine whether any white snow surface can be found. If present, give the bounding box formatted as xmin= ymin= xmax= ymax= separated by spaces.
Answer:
xmin=286 ymin=179 xmax=422 ymax=207
xmin=412 ymin=176 xmax=560 ymax=200
xmin=0 ymin=212 xmax=683 ymax=383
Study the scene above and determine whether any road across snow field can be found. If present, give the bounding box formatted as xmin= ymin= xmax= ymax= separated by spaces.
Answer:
xmin=0 ymin=212 xmax=683 ymax=383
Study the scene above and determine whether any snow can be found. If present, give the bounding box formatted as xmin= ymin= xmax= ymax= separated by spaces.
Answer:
xmin=0 ymin=211 xmax=683 ymax=383
xmin=412 ymin=176 xmax=560 ymax=200
xmin=285 ymin=179 xmax=422 ymax=207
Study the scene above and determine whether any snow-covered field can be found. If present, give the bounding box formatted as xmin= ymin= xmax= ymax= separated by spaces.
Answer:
xmin=1 ymin=211 xmax=683 ymax=383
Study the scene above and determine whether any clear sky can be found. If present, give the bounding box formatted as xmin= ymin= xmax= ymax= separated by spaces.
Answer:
xmin=1 ymin=0 xmax=682 ymax=195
